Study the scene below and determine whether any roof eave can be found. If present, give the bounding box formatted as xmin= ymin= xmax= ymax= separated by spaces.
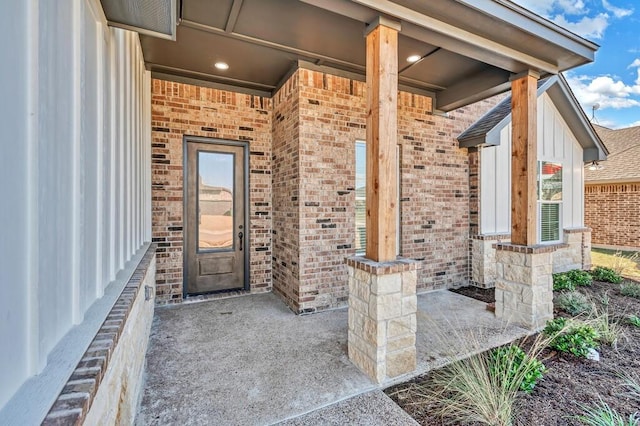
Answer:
xmin=548 ymin=75 xmax=608 ymax=161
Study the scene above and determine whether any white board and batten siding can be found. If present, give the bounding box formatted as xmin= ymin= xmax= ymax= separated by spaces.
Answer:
xmin=0 ymin=0 xmax=151 ymax=420
xmin=480 ymin=93 xmax=585 ymax=235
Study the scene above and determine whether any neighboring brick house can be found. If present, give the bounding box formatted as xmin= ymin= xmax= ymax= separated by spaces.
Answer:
xmin=585 ymin=125 xmax=640 ymax=250
xmin=459 ymin=75 xmax=607 ymax=287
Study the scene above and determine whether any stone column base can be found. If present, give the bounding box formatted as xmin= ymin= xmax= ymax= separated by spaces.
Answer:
xmin=345 ymin=257 xmax=420 ymax=383
xmin=470 ymin=234 xmax=510 ymax=288
xmin=553 ymin=228 xmax=592 ymax=273
xmin=494 ymin=243 xmax=561 ymax=330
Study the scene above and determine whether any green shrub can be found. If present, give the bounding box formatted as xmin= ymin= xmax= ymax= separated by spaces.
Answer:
xmin=588 ymin=302 xmax=625 ymax=348
xmin=575 ymin=398 xmax=639 ymax=426
xmin=395 ymin=333 xmax=552 ymax=426
xmin=489 ymin=345 xmax=545 ymax=394
xmin=553 ymin=273 xmax=576 ymax=292
xmin=543 ymin=318 xmax=599 ymax=358
xmin=621 ymin=283 xmax=640 ymax=299
xmin=629 ymin=315 xmax=640 ymax=328
xmin=591 ymin=266 xmax=623 ymax=284
xmin=566 ymin=269 xmax=593 ymax=287
xmin=555 ymin=291 xmax=592 ymax=316
xmin=623 ymin=374 xmax=640 ymax=403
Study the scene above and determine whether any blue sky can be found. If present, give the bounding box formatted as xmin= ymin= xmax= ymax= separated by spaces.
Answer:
xmin=512 ymin=0 xmax=640 ymax=129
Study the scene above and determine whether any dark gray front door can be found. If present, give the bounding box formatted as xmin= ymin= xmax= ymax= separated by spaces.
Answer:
xmin=185 ymin=138 xmax=248 ymax=295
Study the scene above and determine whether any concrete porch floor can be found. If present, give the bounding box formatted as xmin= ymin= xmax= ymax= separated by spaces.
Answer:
xmin=137 ymin=290 xmax=528 ymax=425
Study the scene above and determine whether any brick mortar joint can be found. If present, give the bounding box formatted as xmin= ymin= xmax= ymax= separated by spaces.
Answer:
xmin=493 ymin=242 xmax=569 ymax=254
xmin=43 ymin=244 xmax=157 ymax=424
xmin=345 ymin=256 xmax=421 ymax=274
xmin=471 ymin=233 xmax=511 ymax=241
xmin=563 ymin=227 xmax=592 ymax=234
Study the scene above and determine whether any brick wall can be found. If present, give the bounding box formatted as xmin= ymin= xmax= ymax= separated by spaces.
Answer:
xmin=585 ymin=182 xmax=640 ymax=249
xmin=291 ymin=69 xmax=501 ymax=312
xmin=151 ymin=80 xmax=273 ymax=303
xmin=296 ymin=69 xmax=367 ymax=313
xmin=151 ymin=69 xmax=503 ymax=308
xmin=468 ymin=147 xmax=480 ymax=237
xmin=272 ymin=73 xmax=301 ymax=312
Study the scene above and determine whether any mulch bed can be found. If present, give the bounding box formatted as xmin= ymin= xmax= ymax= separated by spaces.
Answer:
xmin=450 ymin=285 xmax=496 ymax=304
xmin=387 ymin=279 xmax=640 ymax=425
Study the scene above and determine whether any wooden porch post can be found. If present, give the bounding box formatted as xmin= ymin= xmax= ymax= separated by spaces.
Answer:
xmin=510 ymin=71 xmax=539 ymax=246
xmin=365 ymin=18 xmax=399 ymax=262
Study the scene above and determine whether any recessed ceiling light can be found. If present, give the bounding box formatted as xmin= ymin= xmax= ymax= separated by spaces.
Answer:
xmin=407 ymin=55 xmax=421 ymax=63
xmin=214 ymin=62 xmax=229 ymax=70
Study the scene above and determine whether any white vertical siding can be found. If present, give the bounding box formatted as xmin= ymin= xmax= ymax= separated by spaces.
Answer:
xmin=0 ymin=0 xmax=152 ymax=414
xmin=480 ymin=92 xmax=585 ymax=235
xmin=480 ymin=123 xmax=512 ymax=235
xmin=0 ymin=0 xmax=37 ymax=409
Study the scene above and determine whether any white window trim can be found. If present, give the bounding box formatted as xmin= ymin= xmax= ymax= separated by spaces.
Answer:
xmin=537 ymin=160 xmax=563 ymax=244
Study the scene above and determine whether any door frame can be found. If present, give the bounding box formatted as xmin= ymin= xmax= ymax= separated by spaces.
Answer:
xmin=182 ymin=135 xmax=250 ymax=298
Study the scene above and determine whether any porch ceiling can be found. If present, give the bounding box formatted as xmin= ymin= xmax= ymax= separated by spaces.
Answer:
xmin=139 ymin=0 xmax=598 ymax=111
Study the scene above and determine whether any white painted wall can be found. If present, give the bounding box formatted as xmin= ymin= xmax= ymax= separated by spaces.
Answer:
xmin=480 ymin=93 xmax=585 ymax=236
xmin=0 ymin=0 xmax=151 ymax=415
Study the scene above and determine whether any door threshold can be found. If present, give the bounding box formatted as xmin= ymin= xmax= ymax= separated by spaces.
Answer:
xmin=182 ymin=288 xmax=254 ymax=305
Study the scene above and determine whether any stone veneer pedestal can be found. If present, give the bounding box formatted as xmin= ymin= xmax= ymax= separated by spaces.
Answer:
xmin=345 ymin=257 xmax=420 ymax=383
xmin=494 ymin=243 xmax=563 ymax=330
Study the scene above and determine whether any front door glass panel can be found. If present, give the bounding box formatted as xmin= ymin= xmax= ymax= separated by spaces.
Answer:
xmin=198 ymin=151 xmax=234 ymax=251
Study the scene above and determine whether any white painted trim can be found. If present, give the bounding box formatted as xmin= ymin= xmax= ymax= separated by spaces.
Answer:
xmin=144 ymin=70 xmax=153 ymax=241
xmin=26 ymin=0 xmax=40 ymax=377
xmin=71 ymin=0 xmax=83 ymax=326
xmin=86 ymin=0 xmax=107 ymax=25
xmin=117 ymin=29 xmax=126 ymax=270
xmin=352 ymin=0 xmax=559 ymax=73
xmin=108 ymin=30 xmax=117 ymax=281
xmin=93 ymin=5 xmax=105 ymax=299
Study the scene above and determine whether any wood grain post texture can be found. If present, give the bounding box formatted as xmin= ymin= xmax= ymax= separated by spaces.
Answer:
xmin=366 ymin=22 xmax=398 ymax=262
xmin=510 ymin=73 xmax=538 ymax=246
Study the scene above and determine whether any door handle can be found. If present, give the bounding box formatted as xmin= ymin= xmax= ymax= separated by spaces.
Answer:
xmin=238 ymin=231 xmax=244 ymax=251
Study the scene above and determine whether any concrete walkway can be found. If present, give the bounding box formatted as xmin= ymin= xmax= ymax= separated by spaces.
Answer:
xmin=137 ymin=291 xmax=528 ymax=425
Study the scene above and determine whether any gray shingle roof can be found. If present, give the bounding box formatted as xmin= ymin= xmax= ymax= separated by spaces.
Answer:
xmin=586 ymin=125 xmax=640 ymax=182
xmin=458 ymin=78 xmax=549 ymax=147
xmin=457 ymin=74 xmax=607 ymax=162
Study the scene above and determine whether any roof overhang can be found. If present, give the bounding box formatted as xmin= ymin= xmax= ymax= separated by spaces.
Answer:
xmin=458 ymin=75 xmax=609 ymax=162
xmin=108 ymin=0 xmax=598 ymax=109
xmin=547 ymin=75 xmax=608 ymax=161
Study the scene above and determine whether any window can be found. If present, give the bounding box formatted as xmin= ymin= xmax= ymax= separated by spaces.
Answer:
xmin=355 ymin=142 xmax=367 ymax=254
xmin=538 ymin=161 xmax=562 ymax=243
xmin=355 ymin=141 xmax=400 ymax=255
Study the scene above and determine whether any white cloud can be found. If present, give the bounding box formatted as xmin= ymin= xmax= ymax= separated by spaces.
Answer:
xmin=558 ymin=0 xmax=587 ymax=14
xmin=512 ymin=0 xmax=634 ymax=40
xmin=601 ymin=0 xmax=633 ymax=18
xmin=624 ymin=120 xmax=640 ymax=127
xmin=566 ymin=73 xmax=640 ymax=110
xmin=594 ymin=118 xmax=619 ymax=128
xmin=513 ymin=0 xmax=587 ymax=16
xmin=552 ymin=13 xmax=610 ymax=38
xmin=628 ymin=60 xmax=640 ymax=85
xmin=513 ymin=0 xmax=557 ymax=16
